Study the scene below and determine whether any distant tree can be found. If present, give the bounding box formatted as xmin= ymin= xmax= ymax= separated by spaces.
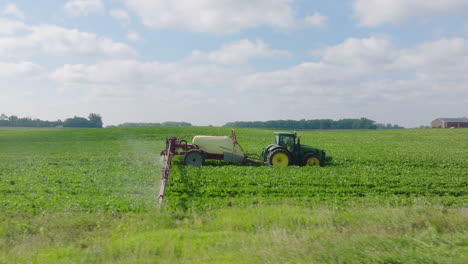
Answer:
xmin=8 ymin=115 xmax=18 ymax=126
xmin=376 ymin=123 xmax=404 ymax=129
xmin=224 ymin=118 xmax=396 ymax=130
xmin=63 ymin=116 xmax=92 ymax=128
xmin=0 ymin=114 xmax=76 ymax=128
xmin=88 ymin=113 xmax=103 ymax=128
xmin=112 ymin=122 xmax=192 ymax=128
xmin=0 ymin=114 xmax=8 ymax=126
xmin=161 ymin=121 xmax=192 ymax=126
xmin=62 ymin=114 xmax=104 ymax=128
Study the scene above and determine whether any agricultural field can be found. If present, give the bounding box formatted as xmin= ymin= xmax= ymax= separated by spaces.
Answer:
xmin=0 ymin=127 xmax=467 ymax=263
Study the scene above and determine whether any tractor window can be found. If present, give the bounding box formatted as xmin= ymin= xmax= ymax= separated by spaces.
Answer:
xmin=275 ymin=135 xmax=280 ymax=144
xmin=285 ymin=136 xmax=295 ymax=152
xmin=279 ymin=135 xmax=295 ymax=152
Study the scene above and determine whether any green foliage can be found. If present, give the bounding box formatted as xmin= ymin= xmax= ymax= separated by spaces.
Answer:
xmin=376 ymin=123 xmax=405 ymax=129
xmin=88 ymin=113 xmax=103 ymax=128
xmin=0 ymin=127 xmax=466 ymax=214
xmin=109 ymin=121 xmax=192 ymax=128
xmin=224 ymin=117 xmax=383 ymax=129
xmin=0 ymin=127 xmax=467 ymax=263
xmin=63 ymin=113 xmax=103 ymax=128
xmin=165 ymin=128 xmax=467 ymax=210
xmin=0 ymin=114 xmax=63 ymax=127
xmin=0 ymin=113 xmax=104 ymax=128
xmin=0 ymin=206 xmax=466 ymax=263
xmin=0 ymin=128 xmax=163 ymax=215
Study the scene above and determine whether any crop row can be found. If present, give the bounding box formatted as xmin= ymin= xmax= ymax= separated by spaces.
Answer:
xmin=165 ymin=161 xmax=467 ymax=210
xmin=1 ymin=127 xmax=467 ymax=214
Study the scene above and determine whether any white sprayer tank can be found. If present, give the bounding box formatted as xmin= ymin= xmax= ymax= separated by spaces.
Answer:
xmin=192 ymin=136 xmax=244 ymax=160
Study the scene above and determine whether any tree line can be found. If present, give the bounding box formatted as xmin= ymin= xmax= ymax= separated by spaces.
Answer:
xmin=0 ymin=113 xmax=103 ymax=128
xmin=223 ymin=118 xmax=404 ymax=130
xmin=107 ymin=121 xmax=192 ymax=128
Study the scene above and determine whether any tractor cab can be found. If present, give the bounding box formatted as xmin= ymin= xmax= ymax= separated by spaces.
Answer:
xmin=261 ymin=131 xmax=332 ymax=167
xmin=274 ymin=132 xmax=298 ymax=152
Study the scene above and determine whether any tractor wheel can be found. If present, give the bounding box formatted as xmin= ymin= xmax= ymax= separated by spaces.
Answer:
xmin=184 ymin=149 xmax=204 ymax=166
xmin=267 ymin=149 xmax=291 ymax=167
xmin=303 ymin=154 xmax=322 ymax=167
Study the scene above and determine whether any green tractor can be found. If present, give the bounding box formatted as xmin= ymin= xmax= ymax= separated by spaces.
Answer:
xmin=261 ymin=132 xmax=332 ymax=167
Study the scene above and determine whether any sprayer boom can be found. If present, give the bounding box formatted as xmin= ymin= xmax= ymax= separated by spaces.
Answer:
xmin=157 ymin=130 xmax=259 ymax=205
xmin=158 ymin=137 xmax=178 ymax=204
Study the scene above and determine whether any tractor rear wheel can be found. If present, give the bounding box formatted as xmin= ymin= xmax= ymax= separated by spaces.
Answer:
xmin=267 ymin=149 xmax=291 ymax=167
xmin=303 ymin=154 xmax=322 ymax=167
xmin=184 ymin=149 xmax=204 ymax=166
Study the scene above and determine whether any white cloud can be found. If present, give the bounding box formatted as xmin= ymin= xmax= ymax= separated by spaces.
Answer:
xmin=29 ymin=25 xmax=135 ymax=57
xmin=0 ymin=18 xmax=27 ymax=35
xmin=123 ymin=0 xmax=296 ymax=33
xmin=40 ymin=36 xmax=468 ymax=126
xmin=317 ymin=36 xmax=398 ymax=74
xmin=49 ymin=59 xmax=240 ymax=123
xmin=316 ymin=37 xmax=468 ymax=79
xmin=109 ymin=9 xmax=129 ymax=21
xmin=50 ymin=60 xmax=238 ymax=88
xmin=236 ymin=36 xmax=468 ymax=117
xmin=395 ymin=38 xmax=468 ymax=82
xmin=0 ymin=36 xmax=35 ymax=56
xmin=237 ymin=62 xmax=343 ymax=94
xmin=0 ymin=23 xmax=136 ymax=58
xmin=64 ymin=0 xmax=103 ymax=16
xmin=304 ymin=12 xmax=328 ymax=28
xmin=0 ymin=61 xmax=43 ymax=78
xmin=126 ymin=31 xmax=141 ymax=41
xmin=2 ymin=3 xmax=25 ymax=19
xmin=190 ymin=39 xmax=290 ymax=65
xmin=353 ymin=0 xmax=468 ymax=27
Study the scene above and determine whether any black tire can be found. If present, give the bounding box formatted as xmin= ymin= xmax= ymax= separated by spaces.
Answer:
xmin=184 ymin=149 xmax=204 ymax=166
xmin=266 ymin=148 xmax=291 ymax=167
xmin=303 ymin=153 xmax=323 ymax=167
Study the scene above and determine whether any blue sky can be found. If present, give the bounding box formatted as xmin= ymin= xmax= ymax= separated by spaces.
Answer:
xmin=1 ymin=0 xmax=468 ymax=127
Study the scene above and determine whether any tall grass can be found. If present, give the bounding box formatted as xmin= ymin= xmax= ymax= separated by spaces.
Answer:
xmin=1 ymin=205 xmax=467 ymax=263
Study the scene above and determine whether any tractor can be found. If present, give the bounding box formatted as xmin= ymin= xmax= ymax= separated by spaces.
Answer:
xmin=261 ymin=132 xmax=332 ymax=167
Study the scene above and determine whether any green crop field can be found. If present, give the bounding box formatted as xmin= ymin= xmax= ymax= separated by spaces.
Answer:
xmin=0 ymin=127 xmax=467 ymax=263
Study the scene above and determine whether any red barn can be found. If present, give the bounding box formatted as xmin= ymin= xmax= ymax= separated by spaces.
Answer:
xmin=431 ymin=118 xmax=468 ymax=128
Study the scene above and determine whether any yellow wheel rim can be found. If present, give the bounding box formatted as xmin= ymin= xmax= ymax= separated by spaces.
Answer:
xmin=305 ymin=157 xmax=320 ymax=166
xmin=271 ymin=152 xmax=289 ymax=167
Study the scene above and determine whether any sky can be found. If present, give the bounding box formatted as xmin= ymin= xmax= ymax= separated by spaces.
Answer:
xmin=1 ymin=0 xmax=467 ymax=128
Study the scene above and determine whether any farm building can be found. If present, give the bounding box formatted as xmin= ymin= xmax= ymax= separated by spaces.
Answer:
xmin=431 ymin=117 xmax=468 ymax=128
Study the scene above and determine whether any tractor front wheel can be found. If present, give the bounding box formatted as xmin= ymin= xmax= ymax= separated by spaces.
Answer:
xmin=303 ymin=154 xmax=322 ymax=167
xmin=267 ymin=149 xmax=291 ymax=167
xmin=184 ymin=149 xmax=204 ymax=166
